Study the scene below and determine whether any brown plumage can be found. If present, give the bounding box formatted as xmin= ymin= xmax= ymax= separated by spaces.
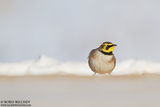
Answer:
xmin=88 ymin=42 xmax=117 ymax=75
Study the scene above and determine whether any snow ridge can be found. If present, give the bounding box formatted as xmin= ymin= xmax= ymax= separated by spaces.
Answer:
xmin=0 ymin=56 xmax=160 ymax=76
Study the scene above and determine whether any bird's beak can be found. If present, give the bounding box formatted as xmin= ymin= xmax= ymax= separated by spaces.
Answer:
xmin=113 ymin=44 xmax=117 ymax=46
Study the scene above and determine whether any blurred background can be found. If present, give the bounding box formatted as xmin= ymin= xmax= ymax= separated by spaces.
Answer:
xmin=1 ymin=1 xmax=160 ymax=107
xmin=0 ymin=0 xmax=160 ymax=62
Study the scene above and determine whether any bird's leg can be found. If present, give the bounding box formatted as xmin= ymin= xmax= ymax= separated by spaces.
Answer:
xmin=92 ymin=72 xmax=96 ymax=76
xmin=107 ymin=73 xmax=111 ymax=76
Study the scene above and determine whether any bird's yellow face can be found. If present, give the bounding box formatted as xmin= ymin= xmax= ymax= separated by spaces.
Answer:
xmin=99 ymin=42 xmax=117 ymax=54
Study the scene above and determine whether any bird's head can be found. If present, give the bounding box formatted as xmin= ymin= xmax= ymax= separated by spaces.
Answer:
xmin=99 ymin=41 xmax=117 ymax=55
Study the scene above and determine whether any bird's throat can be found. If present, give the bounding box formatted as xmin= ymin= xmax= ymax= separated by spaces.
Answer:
xmin=100 ymin=50 xmax=113 ymax=55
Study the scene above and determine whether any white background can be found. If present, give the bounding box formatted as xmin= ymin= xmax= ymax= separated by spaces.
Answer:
xmin=0 ymin=0 xmax=160 ymax=62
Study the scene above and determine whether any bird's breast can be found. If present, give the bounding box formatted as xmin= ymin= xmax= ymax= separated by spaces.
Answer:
xmin=90 ymin=50 xmax=115 ymax=74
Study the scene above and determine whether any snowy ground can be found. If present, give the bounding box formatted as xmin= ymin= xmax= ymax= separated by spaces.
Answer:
xmin=0 ymin=75 xmax=160 ymax=107
xmin=0 ymin=55 xmax=160 ymax=76
xmin=1 ymin=56 xmax=160 ymax=107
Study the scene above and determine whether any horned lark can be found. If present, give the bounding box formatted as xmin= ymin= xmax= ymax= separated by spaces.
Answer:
xmin=88 ymin=42 xmax=117 ymax=75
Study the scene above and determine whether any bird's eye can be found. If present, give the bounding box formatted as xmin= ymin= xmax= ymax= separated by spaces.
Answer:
xmin=105 ymin=45 xmax=113 ymax=50
xmin=105 ymin=46 xmax=110 ymax=50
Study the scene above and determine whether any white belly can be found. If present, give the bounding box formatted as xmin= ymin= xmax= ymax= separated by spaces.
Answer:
xmin=91 ymin=51 xmax=115 ymax=74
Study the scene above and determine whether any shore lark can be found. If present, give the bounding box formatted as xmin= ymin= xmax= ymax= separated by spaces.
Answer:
xmin=88 ymin=42 xmax=117 ymax=75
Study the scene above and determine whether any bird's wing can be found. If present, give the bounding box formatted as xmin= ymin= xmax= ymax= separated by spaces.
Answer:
xmin=88 ymin=49 xmax=97 ymax=59
xmin=111 ymin=55 xmax=116 ymax=70
xmin=88 ymin=49 xmax=97 ymax=72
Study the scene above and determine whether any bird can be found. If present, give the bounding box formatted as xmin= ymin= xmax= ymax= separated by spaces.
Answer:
xmin=88 ymin=41 xmax=117 ymax=76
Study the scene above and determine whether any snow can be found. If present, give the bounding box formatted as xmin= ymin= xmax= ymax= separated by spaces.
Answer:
xmin=0 ymin=56 xmax=160 ymax=76
xmin=113 ymin=59 xmax=160 ymax=75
